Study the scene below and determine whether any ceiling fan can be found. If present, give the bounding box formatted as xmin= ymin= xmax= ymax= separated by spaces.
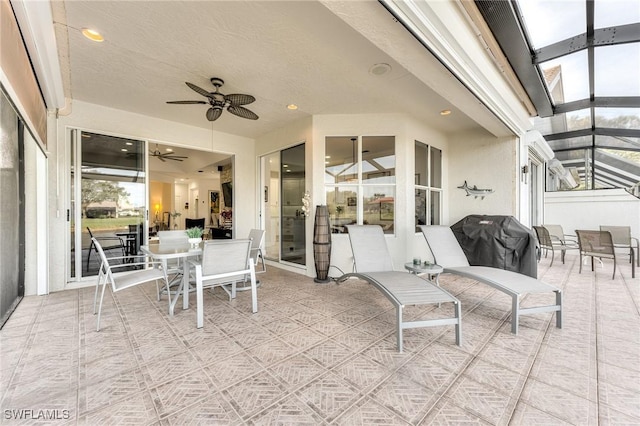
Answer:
xmin=166 ymin=77 xmax=259 ymax=122
xmin=150 ymin=144 xmax=187 ymax=162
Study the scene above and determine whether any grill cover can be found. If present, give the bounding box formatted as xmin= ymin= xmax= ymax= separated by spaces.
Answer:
xmin=450 ymin=215 xmax=537 ymax=278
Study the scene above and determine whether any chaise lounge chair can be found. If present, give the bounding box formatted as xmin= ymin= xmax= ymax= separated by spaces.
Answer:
xmin=338 ymin=225 xmax=461 ymax=352
xmin=420 ymin=225 xmax=562 ymax=334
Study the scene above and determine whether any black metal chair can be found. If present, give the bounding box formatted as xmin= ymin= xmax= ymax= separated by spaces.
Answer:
xmin=86 ymin=227 xmax=125 ymax=272
xmin=185 ymin=218 xmax=205 ymax=230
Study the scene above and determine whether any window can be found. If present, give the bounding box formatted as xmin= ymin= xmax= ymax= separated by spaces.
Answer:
xmin=325 ymin=136 xmax=395 ymax=234
xmin=415 ymin=141 xmax=442 ymax=231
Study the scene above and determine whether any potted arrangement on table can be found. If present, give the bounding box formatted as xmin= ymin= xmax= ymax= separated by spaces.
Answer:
xmin=186 ymin=226 xmax=203 ymax=247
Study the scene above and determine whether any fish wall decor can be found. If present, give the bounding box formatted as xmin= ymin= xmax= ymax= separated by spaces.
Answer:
xmin=458 ymin=181 xmax=494 ymax=200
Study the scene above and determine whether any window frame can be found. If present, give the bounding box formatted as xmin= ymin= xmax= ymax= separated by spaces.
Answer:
xmin=414 ymin=141 xmax=443 ymax=232
xmin=324 ymin=135 xmax=396 ymax=234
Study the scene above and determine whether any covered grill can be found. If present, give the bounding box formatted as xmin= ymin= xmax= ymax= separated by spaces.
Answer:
xmin=451 ymin=215 xmax=538 ymax=278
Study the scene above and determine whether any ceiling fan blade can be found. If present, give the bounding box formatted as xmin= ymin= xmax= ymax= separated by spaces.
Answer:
xmin=186 ymin=82 xmax=213 ymax=98
xmin=158 ymin=156 xmax=166 ymax=162
xmin=206 ymin=107 xmax=223 ymax=121
xmin=225 ymin=93 xmax=255 ymax=106
xmin=164 ymin=157 xmax=184 ymax=161
xmin=163 ymin=155 xmax=188 ymax=159
xmin=166 ymin=100 xmax=207 ymax=104
xmin=227 ymin=105 xmax=259 ymax=120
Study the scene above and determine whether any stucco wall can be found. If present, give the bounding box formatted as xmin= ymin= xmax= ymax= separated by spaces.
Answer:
xmin=447 ymin=131 xmax=517 ymax=224
xmin=545 ymin=189 xmax=640 ymax=239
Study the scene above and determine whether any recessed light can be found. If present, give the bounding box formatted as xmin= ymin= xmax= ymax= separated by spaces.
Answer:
xmin=165 ymin=148 xmax=173 ymax=152
xmin=369 ymin=63 xmax=392 ymax=76
xmin=283 ymin=164 xmax=288 ymax=168
xmin=440 ymin=109 xmax=452 ymax=116
xmin=121 ymin=148 xmax=128 ymax=152
xmin=286 ymin=169 xmax=291 ymax=172
xmin=325 ymin=161 xmax=329 ymax=164
xmin=125 ymin=142 xmax=133 ymax=146
xmin=287 ymin=104 xmax=298 ymax=110
xmin=81 ymin=28 xmax=104 ymax=42
xmin=325 ymin=155 xmax=331 ymax=159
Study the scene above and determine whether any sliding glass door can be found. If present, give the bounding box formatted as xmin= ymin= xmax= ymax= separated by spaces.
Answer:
xmin=70 ymin=131 xmax=147 ymax=279
xmin=260 ymin=143 xmax=306 ymax=266
xmin=0 ymin=90 xmax=24 ymax=326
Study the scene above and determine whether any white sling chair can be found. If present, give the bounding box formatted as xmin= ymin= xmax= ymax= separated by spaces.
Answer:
xmin=339 ymin=225 xmax=461 ymax=352
xmin=420 ymin=225 xmax=562 ymax=335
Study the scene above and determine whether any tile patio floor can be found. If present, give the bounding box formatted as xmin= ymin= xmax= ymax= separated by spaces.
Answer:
xmin=1 ymin=253 xmax=639 ymax=425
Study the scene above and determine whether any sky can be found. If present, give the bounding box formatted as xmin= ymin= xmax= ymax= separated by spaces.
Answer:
xmin=518 ymin=0 xmax=640 ymax=107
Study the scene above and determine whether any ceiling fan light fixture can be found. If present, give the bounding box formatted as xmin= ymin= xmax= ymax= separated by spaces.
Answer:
xmin=81 ymin=28 xmax=104 ymax=42
xmin=440 ymin=109 xmax=452 ymax=116
xmin=287 ymin=104 xmax=298 ymax=110
xmin=168 ymin=77 xmax=258 ymax=122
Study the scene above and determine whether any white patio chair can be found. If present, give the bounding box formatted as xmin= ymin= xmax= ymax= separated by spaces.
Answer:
xmin=533 ymin=225 xmax=578 ymax=266
xmin=421 ymin=225 xmax=562 ymax=335
xmin=577 ymin=229 xmax=619 ymax=279
xmin=237 ymin=229 xmax=266 ymax=291
xmin=339 ymin=225 xmax=462 ymax=352
xmin=157 ymin=230 xmax=190 ymax=307
xmin=190 ymin=239 xmax=257 ymax=328
xmin=600 ymin=225 xmax=639 ymax=269
xmin=92 ymin=238 xmax=168 ymax=331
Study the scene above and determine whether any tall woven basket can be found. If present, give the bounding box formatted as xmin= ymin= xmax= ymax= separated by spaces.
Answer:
xmin=313 ymin=205 xmax=331 ymax=283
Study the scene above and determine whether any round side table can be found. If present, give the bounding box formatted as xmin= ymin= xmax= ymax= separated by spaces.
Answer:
xmin=404 ymin=262 xmax=444 ymax=286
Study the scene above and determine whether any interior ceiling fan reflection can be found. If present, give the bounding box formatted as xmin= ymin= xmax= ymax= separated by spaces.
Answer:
xmin=166 ymin=77 xmax=258 ymax=122
xmin=150 ymin=144 xmax=187 ymax=162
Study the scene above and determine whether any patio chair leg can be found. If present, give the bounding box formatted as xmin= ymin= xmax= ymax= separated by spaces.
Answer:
xmin=555 ymin=290 xmax=562 ymax=329
xmin=96 ymin=278 xmax=109 ymax=332
xmin=196 ymin=270 xmax=204 ymax=329
xmin=454 ymin=301 xmax=462 ymax=346
xmin=579 ymin=255 xmax=583 ymax=274
xmin=397 ymin=306 xmax=403 ymax=353
xmin=250 ymin=264 xmax=258 ymax=314
xmin=93 ymin=266 xmax=105 ymax=314
xmin=549 ymin=249 xmax=554 ymax=267
xmin=511 ymin=296 xmax=519 ymax=335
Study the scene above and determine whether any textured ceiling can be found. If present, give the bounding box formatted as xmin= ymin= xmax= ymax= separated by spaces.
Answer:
xmin=51 ymin=0 xmax=484 ymax=140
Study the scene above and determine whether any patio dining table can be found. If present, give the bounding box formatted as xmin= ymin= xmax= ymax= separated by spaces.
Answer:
xmin=140 ymin=241 xmax=202 ymax=316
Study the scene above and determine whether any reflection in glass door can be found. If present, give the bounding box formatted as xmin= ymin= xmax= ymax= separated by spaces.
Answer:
xmin=281 ymin=144 xmax=306 ymax=265
xmin=70 ymin=131 xmax=147 ymax=279
xmin=261 ymin=152 xmax=280 ymax=261
xmin=260 ymin=143 xmax=306 ymax=266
